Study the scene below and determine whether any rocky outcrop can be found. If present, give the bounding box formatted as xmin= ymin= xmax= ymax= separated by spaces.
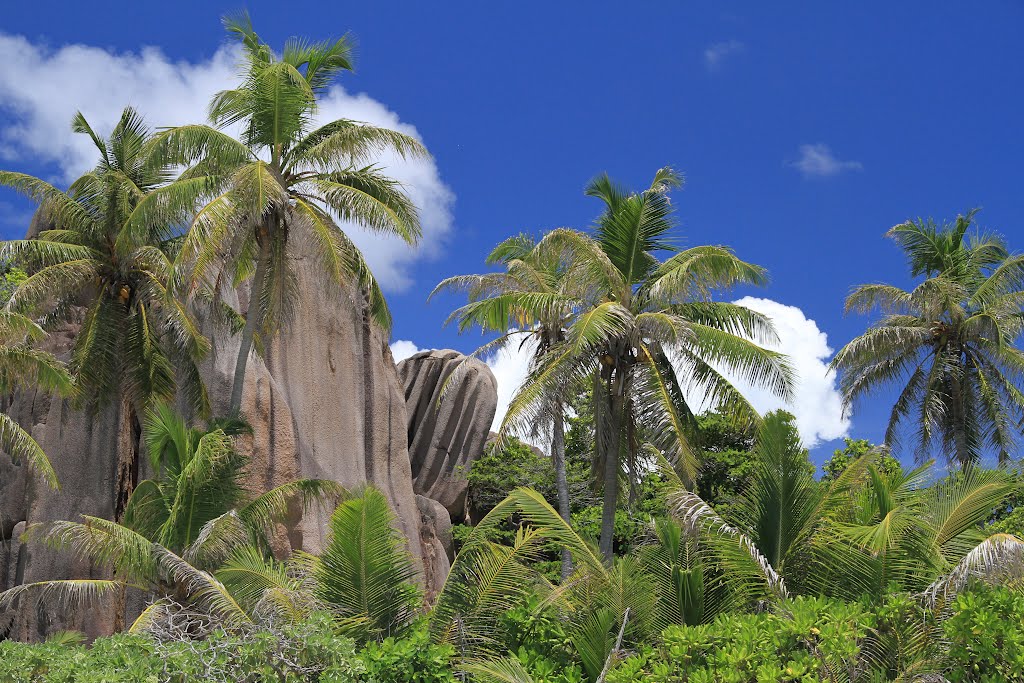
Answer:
xmin=397 ymin=350 xmax=498 ymax=521
xmin=0 ymin=219 xmax=436 ymax=639
xmin=416 ymin=495 xmax=453 ymax=602
xmin=0 ymin=316 xmax=125 ymax=640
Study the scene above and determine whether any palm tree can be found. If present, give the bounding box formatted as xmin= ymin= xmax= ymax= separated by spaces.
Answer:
xmin=672 ymin=411 xmax=1020 ymax=604
xmin=432 ymin=233 xmax=578 ymax=579
xmin=503 ymin=168 xmax=792 ymax=560
xmin=821 ymin=461 xmax=1018 ymax=602
xmin=0 ymin=108 xmax=214 ymax=517
xmin=306 ymin=486 xmax=420 ymax=641
xmin=831 ymin=211 xmax=1024 ymax=468
xmin=154 ymin=14 xmax=428 ymax=415
xmin=0 ymin=311 xmax=74 ymax=489
xmin=0 ymin=405 xmax=344 ymax=630
xmin=175 ymin=485 xmax=422 ymax=644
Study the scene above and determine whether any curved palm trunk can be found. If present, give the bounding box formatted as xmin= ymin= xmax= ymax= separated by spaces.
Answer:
xmin=229 ymin=238 xmax=271 ymax=415
xmin=551 ymin=406 xmax=572 ymax=580
xmin=113 ymin=396 xmax=140 ymax=521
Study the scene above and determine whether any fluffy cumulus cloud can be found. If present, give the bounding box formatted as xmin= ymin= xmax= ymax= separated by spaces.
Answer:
xmin=715 ymin=297 xmax=849 ymax=447
xmin=0 ymin=34 xmax=453 ymax=290
xmin=389 ymin=339 xmax=421 ymax=363
xmin=483 ymin=338 xmax=536 ymax=434
xmin=790 ymin=143 xmax=863 ymax=178
xmin=704 ymin=40 xmax=744 ymax=70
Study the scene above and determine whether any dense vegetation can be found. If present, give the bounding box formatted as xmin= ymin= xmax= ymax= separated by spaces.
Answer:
xmin=1 ymin=13 xmax=1024 ymax=683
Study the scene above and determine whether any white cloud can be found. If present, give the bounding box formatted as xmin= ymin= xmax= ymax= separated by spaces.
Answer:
xmin=484 ymin=338 xmax=535 ymax=434
xmin=710 ymin=297 xmax=850 ymax=447
xmin=704 ymin=40 xmax=744 ymax=70
xmin=790 ymin=143 xmax=862 ymax=178
xmin=0 ymin=33 xmax=453 ymax=291
xmin=389 ymin=339 xmax=422 ymax=364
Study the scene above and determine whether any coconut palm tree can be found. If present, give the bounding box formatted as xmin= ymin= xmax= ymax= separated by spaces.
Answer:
xmin=831 ymin=211 xmax=1024 ymax=468
xmin=820 ymin=461 xmax=1018 ymax=602
xmin=432 ymin=233 xmax=579 ymax=579
xmin=0 ymin=311 xmax=74 ymax=489
xmin=502 ymin=168 xmax=792 ymax=561
xmin=0 ymin=108 xmax=214 ymax=517
xmin=673 ymin=411 xmax=1020 ymax=603
xmin=152 ymin=14 xmax=428 ymax=415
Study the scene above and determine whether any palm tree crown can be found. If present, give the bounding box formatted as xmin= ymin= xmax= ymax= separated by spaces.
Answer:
xmin=0 ymin=107 xmax=214 ymax=516
xmin=155 ymin=14 xmax=429 ymax=414
xmin=502 ymin=168 xmax=793 ymax=560
xmin=831 ymin=211 xmax=1024 ymax=467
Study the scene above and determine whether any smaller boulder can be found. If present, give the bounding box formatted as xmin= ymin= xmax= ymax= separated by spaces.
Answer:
xmin=398 ymin=350 xmax=498 ymax=521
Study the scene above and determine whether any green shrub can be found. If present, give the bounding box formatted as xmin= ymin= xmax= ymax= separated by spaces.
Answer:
xmin=0 ymin=613 xmax=365 ymax=682
xmin=943 ymin=586 xmax=1024 ymax=682
xmin=606 ymin=597 xmax=872 ymax=683
xmin=358 ymin=622 xmax=457 ymax=683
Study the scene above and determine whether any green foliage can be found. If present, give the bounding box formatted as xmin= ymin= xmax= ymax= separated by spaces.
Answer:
xmin=0 ymin=612 xmax=366 ymax=682
xmin=693 ymin=410 xmax=757 ymax=515
xmin=359 ymin=623 xmax=457 ymax=683
xmin=466 ymin=436 xmax=594 ymax=521
xmin=606 ymin=597 xmax=872 ymax=683
xmin=0 ymin=264 xmax=27 ymax=304
xmin=944 ymin=586 xmax=1024 ymax=682
xmin=125 ymin=403 xmax=247 ymax=552
xmin=462 ymin=434 xmax=667 ymax=560
xmin=314 ymin=487 xmax=421 ymax=643
xmin=821 ymin=438 xmax=900 ymax=482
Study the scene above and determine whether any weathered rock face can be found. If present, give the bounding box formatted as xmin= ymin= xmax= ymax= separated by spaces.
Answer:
xmin=397 ymin=350 xmax=498 ymax=522
xmin=194 ymin=227 xmax=426 ymax=562
xmin=415 ymin=494 xmax=453 ymax=602
xmin=0 ymin=315 xmax=125 ymax=640
xmin=1 ymin=219 xmax=437 ymax=639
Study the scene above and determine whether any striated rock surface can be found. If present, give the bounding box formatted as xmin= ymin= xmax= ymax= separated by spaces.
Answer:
xmin=193 ymin=225 xmax=426 ymax=562
xmin=397 ymin=350 xmax=498 ymax=521
xmin=1 ymin=219 xmax=437 ymax=639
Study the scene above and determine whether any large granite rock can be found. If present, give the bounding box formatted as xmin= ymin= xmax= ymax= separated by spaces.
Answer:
xmin=194 ymin=222 xmax=425 ymax=562
xmin=397 ymin=350 xmax=498 ymax=522
xmin=0 ymin=313 xmax=125 ymax=640
xmin=1 ymin=217 xmax=434 ymax=639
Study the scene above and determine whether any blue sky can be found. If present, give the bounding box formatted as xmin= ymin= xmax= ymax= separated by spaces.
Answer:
xmin=0 ymin=2 xmax=1021 ymax=467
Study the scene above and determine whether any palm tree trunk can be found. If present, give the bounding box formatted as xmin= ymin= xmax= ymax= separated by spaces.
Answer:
xmin=948 ymin=345 xmax=971 ymax=469
xmin=551 ymin=405 xmax=572 ymax=580
xmin=599 ymin=367 xmax=625 ymax=562
xmin=229 ymin=238 xmax=271 ymax=416
xmin=113 ymin=395 xmax=139 ymax=522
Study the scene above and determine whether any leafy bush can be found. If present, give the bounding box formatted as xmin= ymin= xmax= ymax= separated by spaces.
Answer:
xmin=943 ymin=586 xmax=1024 ymax=682
xmin=358 ymin=623 xmax=457 ymax=683
xmin=0 ymin=612 xmax=406 ymax=682
xmin=465 ymin=437 xmax=593 ymax=526
xmin=606 ymin=597 xmax=872 ymax=683
xmin=0 ymin=614 xmax=462 ymax=682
